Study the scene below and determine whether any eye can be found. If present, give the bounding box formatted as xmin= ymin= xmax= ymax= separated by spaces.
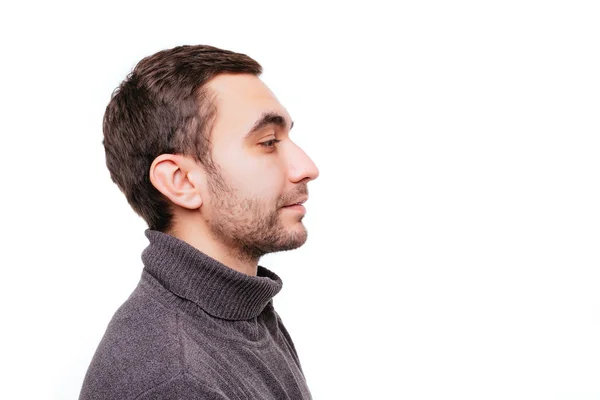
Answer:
xmin=259 ymin=139 xmax=281 ymax=149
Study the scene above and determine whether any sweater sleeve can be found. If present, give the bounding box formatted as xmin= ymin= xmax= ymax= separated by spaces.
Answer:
xmin=134 ymin=372 xmax=231 ymax=400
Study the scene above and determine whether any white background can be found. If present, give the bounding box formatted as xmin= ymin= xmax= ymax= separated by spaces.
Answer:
xmin=1 ymin=1 xmax=599 ymax=399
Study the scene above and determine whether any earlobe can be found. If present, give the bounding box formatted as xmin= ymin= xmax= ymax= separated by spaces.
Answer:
xmin=149 ymin=155 xmax=203 ymax=210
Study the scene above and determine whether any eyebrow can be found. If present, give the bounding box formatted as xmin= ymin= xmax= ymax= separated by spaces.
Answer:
xmin=245 ymin=111 xmax=294 ymax=139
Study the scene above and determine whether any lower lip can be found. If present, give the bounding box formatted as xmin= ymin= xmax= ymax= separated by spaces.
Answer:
xmin=283 ymin=204 xmax=306 ymax=213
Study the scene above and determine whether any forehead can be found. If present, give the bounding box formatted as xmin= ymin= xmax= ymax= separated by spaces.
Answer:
xmin=206 ymin=73 xmax=292 ymax=138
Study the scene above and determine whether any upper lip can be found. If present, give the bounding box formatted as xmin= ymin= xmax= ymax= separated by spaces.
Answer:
xmin=284 ymin=196 xmax=308 ymax=207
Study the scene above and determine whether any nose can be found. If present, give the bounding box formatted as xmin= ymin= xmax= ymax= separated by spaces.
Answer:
xmin=287 ymin=142 xmax=320 ymax=184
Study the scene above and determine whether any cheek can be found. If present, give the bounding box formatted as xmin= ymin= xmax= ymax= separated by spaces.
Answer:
xmin=239 ymin=165 xmax=286 ymax=203
xmin=216 ymin=146 xmax=286 ymax=199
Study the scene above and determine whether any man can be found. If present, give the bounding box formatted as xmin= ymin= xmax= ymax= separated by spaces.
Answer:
xmin=79 ymin=45 xmax=319 ymax=399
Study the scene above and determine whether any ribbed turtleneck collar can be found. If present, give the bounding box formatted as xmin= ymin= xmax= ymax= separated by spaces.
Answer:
xmin=141 ymin=229 xmax=283 ymax=321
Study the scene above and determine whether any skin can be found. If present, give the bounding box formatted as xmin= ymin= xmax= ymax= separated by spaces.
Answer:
xmin=149 ymin=73 xmax=320 ymax=276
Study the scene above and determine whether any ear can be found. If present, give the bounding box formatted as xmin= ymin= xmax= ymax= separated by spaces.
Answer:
xmin=149 ymin=154 xmax=203 ymax=210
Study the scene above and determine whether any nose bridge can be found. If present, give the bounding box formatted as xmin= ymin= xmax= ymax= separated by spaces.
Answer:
xmin=286 ymin=140 xmax=319 ymax=182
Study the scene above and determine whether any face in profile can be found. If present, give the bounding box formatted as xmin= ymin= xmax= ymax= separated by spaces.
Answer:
xmin=201 ymin=74 xmax=320 ymax=260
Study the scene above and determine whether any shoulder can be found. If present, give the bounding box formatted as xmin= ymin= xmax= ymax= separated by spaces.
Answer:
xmin=79 ymin=285 xmax=183 ymax=400
xmin=81 ymin=371 xmax=230 ymax=400
xmin=134 ymin=372 xmax=231 ymax=400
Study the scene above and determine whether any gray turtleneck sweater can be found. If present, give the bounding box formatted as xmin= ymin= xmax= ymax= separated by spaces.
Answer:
xmin=79 ymin=230 xmax=312 ymax=399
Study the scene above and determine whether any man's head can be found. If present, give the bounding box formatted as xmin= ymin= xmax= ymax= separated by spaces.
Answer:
xmin=103 ymin=45 xmax=319 ymax=260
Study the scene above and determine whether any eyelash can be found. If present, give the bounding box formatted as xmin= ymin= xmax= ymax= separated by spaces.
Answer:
xmin=259 ymin=139 xmax=282 ymax=149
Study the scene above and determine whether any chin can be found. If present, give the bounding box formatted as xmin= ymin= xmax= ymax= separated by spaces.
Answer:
xmin=270 ymin=226 xmax=307 ymax=252
xmin=288 ymin=227 xmax=308 ymax=248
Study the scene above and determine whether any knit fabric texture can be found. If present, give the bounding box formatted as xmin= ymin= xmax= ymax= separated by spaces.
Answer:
xmin=79 ymin=230 xmax=312 ymax=399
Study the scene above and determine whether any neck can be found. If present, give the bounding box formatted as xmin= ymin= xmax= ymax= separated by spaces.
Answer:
xmin=141 ymin=229 xmax=283 ymax=320
xmin=168 ymin=223 xmax=259 ymax=276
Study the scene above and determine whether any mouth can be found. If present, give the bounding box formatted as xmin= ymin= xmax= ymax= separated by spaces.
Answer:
xmin=281 ymin=196 xmax=308 ymax=215
xmin=283 ymin=196 xmax=308 ymax=207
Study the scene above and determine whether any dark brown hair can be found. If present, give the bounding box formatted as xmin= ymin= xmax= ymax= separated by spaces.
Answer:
xmin=102 ymin=45 xmax=262 ymax=232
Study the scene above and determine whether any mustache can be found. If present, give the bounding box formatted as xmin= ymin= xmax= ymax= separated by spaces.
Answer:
xmin=281 ymin=186 xmax=308 ymax=205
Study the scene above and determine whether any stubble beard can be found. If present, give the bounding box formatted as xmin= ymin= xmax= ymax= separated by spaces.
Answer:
xmin=205 ymin=169 xmax=307 ymax=263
